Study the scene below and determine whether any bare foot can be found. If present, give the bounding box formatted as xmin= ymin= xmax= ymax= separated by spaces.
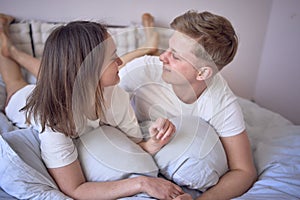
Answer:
xmin=0 ymin=13 xmax=14 ymax=34
xmin=142 ymin=13 xmax=154 ymax=28
xmin=0 ymin=30 xmax=13 ymax=57
xmin=141 ymin=13 xmax=159 ymax=55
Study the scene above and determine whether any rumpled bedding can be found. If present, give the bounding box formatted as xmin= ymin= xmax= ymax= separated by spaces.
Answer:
xmin=1 ymin=96 xmax=299 ymax=200
xmin=0 ymin=21 xmax=300 ymax=200
xmin=233 ymin=98 xmax=300 ymax=200
xmin=0 ymin=129 xmax=71 ymax=200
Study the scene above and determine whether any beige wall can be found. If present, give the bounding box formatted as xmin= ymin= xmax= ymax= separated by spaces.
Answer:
xmin=1 ymin=0 xmax=299 ymax=124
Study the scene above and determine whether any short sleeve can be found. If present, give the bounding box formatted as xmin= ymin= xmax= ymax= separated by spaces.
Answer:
xmin=211 ymin=100 xmax=245 ymax=137
xmin=104 ymin=86 xmax=143 ymax=143
xmin=198 ymin=74 xmax=246 ymax=137
xmin=39 ymin=130 xmax=78 ymax=168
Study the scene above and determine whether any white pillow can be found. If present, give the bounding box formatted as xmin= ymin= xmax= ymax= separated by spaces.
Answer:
xmin=154 ymin=116 xmax=228 ymax=192
xmin=30 ymin=21 xmax=65 ymax=59
xmin=135 ymin=26 xmax=172 ymax=53
xmin=0 ymin=125 xmax=157 ymax=199
xmin=30 ymin=21 xmax=138 ymax=60
xmin=9 ymin=22 xmax=33 ymax=56
xmin=108 ymin=26 xmax=138 ymax=57
xmin=76 ymin=125 xmax=158 ymax=182
xmin=0 ymin=128 xmax=70 ymax=199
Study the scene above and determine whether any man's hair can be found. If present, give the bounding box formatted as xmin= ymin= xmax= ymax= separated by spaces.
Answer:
xmin=23 ymin=21 xmax=108 ymax=136
xmin=170 ymin=10 xmax=238 ymax=71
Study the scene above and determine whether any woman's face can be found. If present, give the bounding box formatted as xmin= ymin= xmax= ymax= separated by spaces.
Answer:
xmin=100 ymin=34 xmax=123 ymax=87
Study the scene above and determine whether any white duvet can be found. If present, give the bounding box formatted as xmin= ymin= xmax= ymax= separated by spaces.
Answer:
xmin=1 ymin=97 xmax=299 ymax=200
xmin=234 ymin=98 xmax=300 ymax=200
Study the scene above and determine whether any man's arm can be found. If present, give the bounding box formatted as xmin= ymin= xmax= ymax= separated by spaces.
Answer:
xmin=197 ymin=130 xmax=257 ymax=200
xmin=139 ymin=118 xmax=176 ymax=155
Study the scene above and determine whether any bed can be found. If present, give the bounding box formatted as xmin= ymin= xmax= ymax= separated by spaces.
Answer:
xmin=0 ymin=19 xmax=300 ymax=200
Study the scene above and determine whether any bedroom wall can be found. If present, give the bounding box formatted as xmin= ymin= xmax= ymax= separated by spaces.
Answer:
xmin=254 ymin=0 xmax=300 ymax=125
xmin=0 ymin=0 xmax=272 ymax=99
xmin=1 ymin=0 xmax=298 ymax=124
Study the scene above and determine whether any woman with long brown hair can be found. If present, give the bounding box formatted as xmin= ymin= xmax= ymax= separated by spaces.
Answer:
xmin=0 ymin=14 xmax=186 ymax=199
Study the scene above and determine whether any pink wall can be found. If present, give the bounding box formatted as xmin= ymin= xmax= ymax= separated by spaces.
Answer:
xmin=1 ymin=0 xmax=298 ymax=124
xmin=0 ymin=0 xmax=271 ymax=96
xmin=255 ymin=0 xmax=300 ymax=124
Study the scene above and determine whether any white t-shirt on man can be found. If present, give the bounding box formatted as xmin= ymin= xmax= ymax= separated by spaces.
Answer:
xmin=119 ymin=55 xmax=245 ymax=137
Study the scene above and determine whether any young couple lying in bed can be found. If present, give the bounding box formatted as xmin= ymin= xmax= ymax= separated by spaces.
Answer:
xmin=0 ymin=11 xmax=257 ymax=200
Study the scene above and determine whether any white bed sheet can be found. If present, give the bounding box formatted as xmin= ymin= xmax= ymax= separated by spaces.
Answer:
xmin=0 ymin=96 xmax=299 ymax=200
xmin=233 ymin=98 xmax=300 ymax=200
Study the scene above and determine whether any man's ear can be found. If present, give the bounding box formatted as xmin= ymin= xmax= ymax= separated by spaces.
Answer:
xmin=196 ymin=66 xmax=213 ymax=80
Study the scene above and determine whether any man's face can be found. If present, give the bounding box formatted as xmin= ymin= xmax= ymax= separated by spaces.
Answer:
xmin=159 ymin=32 xmax=201 ymax=86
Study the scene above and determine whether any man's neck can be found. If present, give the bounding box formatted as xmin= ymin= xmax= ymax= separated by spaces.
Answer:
xmin=172 ymin=82 xmax=207 ymax=104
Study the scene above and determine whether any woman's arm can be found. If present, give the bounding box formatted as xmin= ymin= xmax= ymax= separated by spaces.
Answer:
xmin=49 ymin=159 xmax=184 ymax=200
xmin=196 ymin=130 xmax=257 ymax=200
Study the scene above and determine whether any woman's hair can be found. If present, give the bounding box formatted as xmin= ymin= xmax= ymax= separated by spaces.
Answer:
xmin=170 ymin=10 xmax=238 ymax=71
xmin=23 ymin=21 xmax=108 ymax=137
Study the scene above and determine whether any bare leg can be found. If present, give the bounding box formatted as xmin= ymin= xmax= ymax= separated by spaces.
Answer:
xmin=0 ymin=14 xmax=28 ymax=103
xmin=6 ymin=41 xmax=40 ymax=78
xmin=141 ymin=13 xmax=159 ymax=55
xmin=119 ymin=13 xmax=159 ymax=69
xmin=0 ymin=13 xmax=40 ymax=78
xmin=0 ymin=33 xmax=27 ymax=103
xmin=0 ymin=13 xmax=14 ymax=35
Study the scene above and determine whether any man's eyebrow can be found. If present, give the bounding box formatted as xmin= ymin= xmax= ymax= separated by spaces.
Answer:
xmin=170 ymin=48 xmax=185 ymax=59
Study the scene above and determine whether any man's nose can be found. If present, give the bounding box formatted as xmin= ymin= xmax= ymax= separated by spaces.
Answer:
xmin=159 ymin=49 xmax=171 ymax=63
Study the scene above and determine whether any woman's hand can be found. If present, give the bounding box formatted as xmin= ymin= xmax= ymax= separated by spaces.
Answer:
xmin=141 ymin=176 xmax=184 ymax=200
xmin=139 ymin=118 xmax=176 ymax=155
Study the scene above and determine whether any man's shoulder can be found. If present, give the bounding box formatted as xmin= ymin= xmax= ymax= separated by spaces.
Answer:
xmin=209 ymin=73 xmax=236 ymax=98
xmin=199 ymin=73 xmax=238 ymax=112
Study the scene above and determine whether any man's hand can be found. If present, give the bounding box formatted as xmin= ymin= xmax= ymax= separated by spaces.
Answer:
xmin=139 ymin=118 xmax=176 ymax=155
